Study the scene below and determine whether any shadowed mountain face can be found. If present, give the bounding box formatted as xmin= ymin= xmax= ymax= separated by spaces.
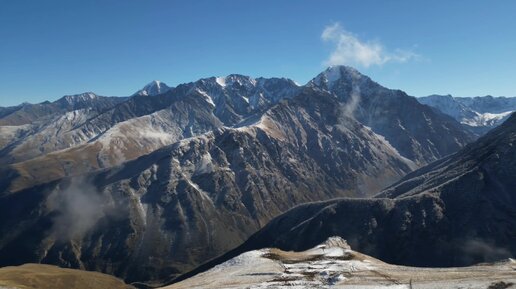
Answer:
xmin=0 ymin=89 xmax=416 ymax=284
xmin=0 ymin=67 xmax=477 ymax=285
xmin=198 ymin=113 xmax=516 ymax=275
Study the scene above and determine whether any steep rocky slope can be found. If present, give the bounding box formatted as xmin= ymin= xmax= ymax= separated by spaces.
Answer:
xmin=0 ymin=77 xmax=299 ymax=192
xmin=0 ymin=67 xmax=479 ymax=285
xmin=0 ymin=88 xmax=416 ymax=284
xmin=0 ymin=93 xmax=126 ymax=162
xmin=1 ymin=91 xmax=223 ymax=193
xmin=1 ymin=67 xmax=473 ymax=183
xmin=1 ymin=67 xmax=474 ymax=193
xmin=187 ymin=113 xmax=516 ymax=277
xmin=418 ymin=94 xmax=479 ymax=124
xmin=309 ymin=66 xmax=475 ymax=165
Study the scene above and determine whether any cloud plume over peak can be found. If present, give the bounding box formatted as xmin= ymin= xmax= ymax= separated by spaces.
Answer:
xmin=322 ymin=22 xmax=418 ymax=68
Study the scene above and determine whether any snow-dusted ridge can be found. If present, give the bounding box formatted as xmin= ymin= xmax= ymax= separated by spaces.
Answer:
xmin=163 ymin=237 xmax=516 ymax=289
xmin=183 ymin=73 xmax=301 ymax=112
xmin=0 ymin=66 xmax=484 ymax=284
xmin=418 ymin=94 xmax=516 ymax=132
xmin=59 ymin=92 xmax=98 ymax=104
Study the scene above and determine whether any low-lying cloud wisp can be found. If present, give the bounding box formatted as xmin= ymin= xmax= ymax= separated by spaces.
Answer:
xmin=47 ymin=177 xmax=115 ymax=241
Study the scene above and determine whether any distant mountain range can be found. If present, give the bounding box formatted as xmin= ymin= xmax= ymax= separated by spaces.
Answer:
xmin=418 ymin=94 xmax=516 ymax=135
xmin=0 ymin=66 xmax=512 ymax=286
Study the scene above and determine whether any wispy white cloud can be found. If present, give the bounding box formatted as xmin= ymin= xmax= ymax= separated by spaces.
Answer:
xmin=322 ymin=22 xmax=419 ymax=67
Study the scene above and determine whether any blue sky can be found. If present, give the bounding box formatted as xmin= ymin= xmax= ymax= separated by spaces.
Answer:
xmin=1 ymin=0 xmax=515 ymax=106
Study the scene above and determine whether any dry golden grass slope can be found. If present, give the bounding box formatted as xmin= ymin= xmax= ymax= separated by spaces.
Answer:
xmin=0 ymin=264 xmax=134 ymax=289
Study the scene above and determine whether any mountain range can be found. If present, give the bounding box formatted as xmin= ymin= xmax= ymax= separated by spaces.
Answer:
xmin=187 ymin=109 xmax=516 ymax=283
xmin=0 ymin=66 xmax=513 ymax=287
xmin=418 ymin=94 xmax=516 ymax=135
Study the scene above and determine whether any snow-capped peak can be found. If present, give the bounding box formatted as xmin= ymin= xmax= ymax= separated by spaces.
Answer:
xmin=58 ymin=92 xmax=98 ymax=105
xmin=310 ymin=65 xmax=364 ymax=90
xmin=324 ymin=65 xmax=344 ymax=83
xmin=134 ymin=80 xmax=172 ymax=96
xmin=223 ymin=74 xmax=258 ymax=87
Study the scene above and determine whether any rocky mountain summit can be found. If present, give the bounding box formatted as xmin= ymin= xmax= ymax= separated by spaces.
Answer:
xmin=310 ymin=66 xmax=475 ymax=165
xmin=134 ymin=81 xmax=173 ymax=97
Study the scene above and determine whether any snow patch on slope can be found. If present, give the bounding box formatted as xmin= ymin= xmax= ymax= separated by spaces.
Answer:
xmin=164 ymin=236 xmax=516 ymax=289
xmin=215 ymin=77 xmax=226 ymax=87
xmin=462 ymin=110 xmax=514 ymax=127
xmin=195 ymin=89 xmax=216 ymax=107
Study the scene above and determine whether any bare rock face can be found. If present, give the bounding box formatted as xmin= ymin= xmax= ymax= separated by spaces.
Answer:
xmin=309 ymin=66 xmax=476 ymax=165
xmin=206 ymin=113 xmax=516 ymax=272
xmin=1 ymin=67 xmax=473 ymax=193
xmin=0 ymin=88 xmax=417 ymax=284
xmin=0 ymin=76 xmax=299 ymax=192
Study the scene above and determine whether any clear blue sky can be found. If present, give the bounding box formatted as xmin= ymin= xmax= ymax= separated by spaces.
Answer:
xmin=1 ymin=0 xmax=515 ymax=106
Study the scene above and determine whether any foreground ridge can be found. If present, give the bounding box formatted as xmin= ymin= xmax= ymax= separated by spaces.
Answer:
xmin=163 ymin=237 xmax=516 ymax=289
